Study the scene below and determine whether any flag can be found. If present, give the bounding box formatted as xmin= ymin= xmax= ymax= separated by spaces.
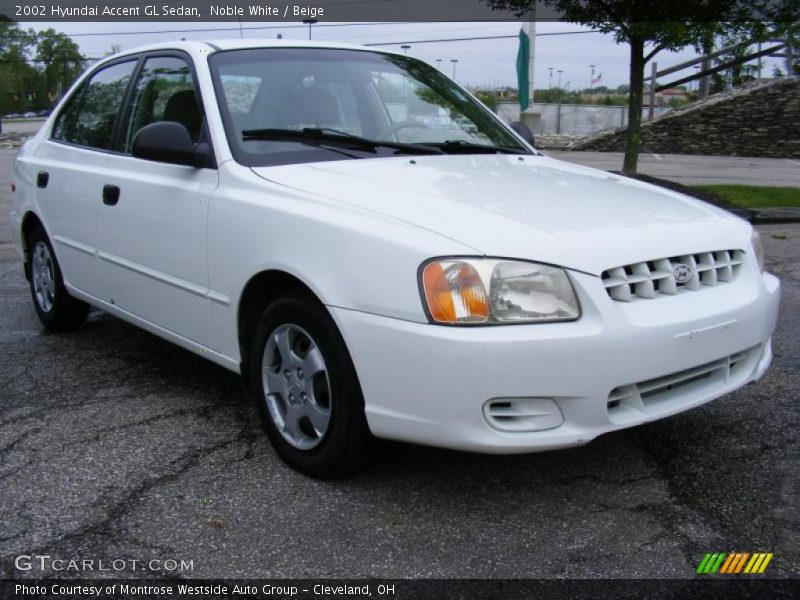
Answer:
xmin=591 ymin=73 xmax=603 ymax=85
xmin=516 ymin=28 xmax=530 ymax=111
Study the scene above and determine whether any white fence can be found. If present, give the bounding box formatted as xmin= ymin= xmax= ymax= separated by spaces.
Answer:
xmin=496 ymin=102 xmax=671 ymax=136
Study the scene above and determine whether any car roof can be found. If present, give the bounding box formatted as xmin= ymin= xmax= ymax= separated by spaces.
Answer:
xmin=104 ymin=39 xmax=402 ymax=62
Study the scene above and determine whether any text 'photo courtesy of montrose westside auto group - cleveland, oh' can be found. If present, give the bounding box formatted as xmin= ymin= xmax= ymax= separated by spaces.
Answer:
xmin=0 ymin=0 xmax=799 ymax=598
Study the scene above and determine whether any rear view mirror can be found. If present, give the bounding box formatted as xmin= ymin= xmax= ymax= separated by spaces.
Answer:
xmin=510 ymin=121 xmax=535 ymax=146
xmin=132 ymin=122 xmax=210 ymax=168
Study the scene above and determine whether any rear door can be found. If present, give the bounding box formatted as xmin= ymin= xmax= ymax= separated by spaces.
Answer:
xmin=95 ymin=53 xmax=219 ymax=348
xmin=33 ymin=58 xmax=139 ymax=299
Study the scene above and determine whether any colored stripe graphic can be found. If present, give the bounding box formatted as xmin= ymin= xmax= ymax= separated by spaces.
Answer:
xmin=710 ymin=553 xmax=727 ymax=573
xmin=720 ymin=553 xmax=737 ymax=574
xmin=745 ymin=554 xmax=761 ymax=573
xmin=697 ymin=553 xmax=727 ymax=574
xmin=719 ymin=553 xmax=735 ymax=574
xmin=757 ymin=553 xmax=773 ymax=573
xmin=699 ymin=552 xmax=774 ymax=574
xmin=734 ymin=553 xmax=750 ymax=573
xmin=696 ymin=553 xmax=713 ymax=574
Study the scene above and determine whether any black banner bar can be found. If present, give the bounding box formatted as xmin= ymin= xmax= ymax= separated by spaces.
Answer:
xmin=1 ymin=0 xmax=795 ymax=23
xmin=2 ymin=579 xmax=799 ymax=600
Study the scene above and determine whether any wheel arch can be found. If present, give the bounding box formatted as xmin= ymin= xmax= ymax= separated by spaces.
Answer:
xmin=237 ymin=269 xmax=327 ymax=379
xmin=20 ymin=211 xmax=46 ymax=281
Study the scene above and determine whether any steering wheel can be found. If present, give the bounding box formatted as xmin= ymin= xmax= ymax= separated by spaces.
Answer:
xmin=379 ymin=120 xmax=430 ymax=139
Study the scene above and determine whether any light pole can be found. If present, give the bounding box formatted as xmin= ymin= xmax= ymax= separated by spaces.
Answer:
xmin=303 ymin=19 xmax=317 ymax=40
xmin=451 ymin=59 xmax=458 ymax=81
xmin=589 ymin=64 xmax=596 ymax=89
xmin=436 ymin=59 xmax=442 ymax=71
xmin=401 ymin=45 xmax=411 ymax=55
xmin=556 ymin=70 xmax=563 ymax=134
xmin=548 ymin=67 xmax=553 ymax=89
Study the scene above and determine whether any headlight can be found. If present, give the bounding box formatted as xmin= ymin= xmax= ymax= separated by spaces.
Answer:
xmin=420 ymin=258 xmax=581 ymax=325
xmin=751 ymin=230 xmax=764 ymax=272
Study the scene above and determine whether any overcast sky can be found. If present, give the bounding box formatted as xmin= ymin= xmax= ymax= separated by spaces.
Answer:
xmin=20 ymin=21 xmax=785 ymax=91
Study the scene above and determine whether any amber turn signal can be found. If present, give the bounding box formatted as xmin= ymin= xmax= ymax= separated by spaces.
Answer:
xmin=422 ymin=261 xmax=489 ymax=324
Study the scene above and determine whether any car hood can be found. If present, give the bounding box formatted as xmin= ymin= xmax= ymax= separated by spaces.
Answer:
xmin=251 ymin=154 xmax=751 ymax=276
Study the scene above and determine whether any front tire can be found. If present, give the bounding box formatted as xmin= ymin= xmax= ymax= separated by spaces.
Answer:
xmin=27 ymin=226 xmax=90 ymax=331
xmin=249 ymin=295 xmax=372 ymax=478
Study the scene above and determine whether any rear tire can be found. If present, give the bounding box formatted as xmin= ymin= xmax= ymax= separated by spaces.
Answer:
xmin=27 ymin=225 xmax=90 ymax=331
xmin=249 ymin=294 xmax=372 ymax=478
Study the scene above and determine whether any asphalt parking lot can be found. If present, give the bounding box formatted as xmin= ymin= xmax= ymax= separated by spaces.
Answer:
xmin=0 ymin=146 xmax=798 ymax=580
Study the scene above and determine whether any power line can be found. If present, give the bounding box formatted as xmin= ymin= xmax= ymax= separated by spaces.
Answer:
xmin=318 ymin=23 xmax=519 ymax=41
xmin=365 ymin=30 xmax=600 ymax=46
xmin=0 ymin=29 xmax=601 ymax=63
xmin=44 ymin=21 xmax=411 ymax=38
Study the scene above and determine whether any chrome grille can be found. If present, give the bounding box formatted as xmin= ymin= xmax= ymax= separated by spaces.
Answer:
xmin=601 ymin=250 xmax=745 ymax=302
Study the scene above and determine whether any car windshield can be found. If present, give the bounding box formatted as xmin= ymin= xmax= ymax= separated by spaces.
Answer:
xmin=208 ymin=47 xmax=530 ymax=167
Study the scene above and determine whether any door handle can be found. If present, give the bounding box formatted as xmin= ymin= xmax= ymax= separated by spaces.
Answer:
xmin=102 ymin=184 xmax=120 ymax=206
xmin=37 ymin=171 xmax=49 ymax=188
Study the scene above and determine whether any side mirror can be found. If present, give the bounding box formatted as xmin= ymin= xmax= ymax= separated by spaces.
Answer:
xmin=510 ymin=121 xmax=535 ymax=146
xmin=132 ymin=121 xmax=210 ymax=168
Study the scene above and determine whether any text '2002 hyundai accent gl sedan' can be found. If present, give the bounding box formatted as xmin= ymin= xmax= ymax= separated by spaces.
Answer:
xmin=11 ymin=41 xmax=780 ymax=477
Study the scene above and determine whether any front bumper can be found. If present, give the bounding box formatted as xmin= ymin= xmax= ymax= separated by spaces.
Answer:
xmin=330 ymin=267 xmax=780 ymax=453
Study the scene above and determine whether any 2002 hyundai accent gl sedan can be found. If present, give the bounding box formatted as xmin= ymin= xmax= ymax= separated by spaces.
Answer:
xmin=11 ymin=40 xmax=781 ymax=477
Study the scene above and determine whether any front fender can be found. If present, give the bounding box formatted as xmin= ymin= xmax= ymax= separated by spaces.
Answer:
xmin=207 ymin=163 xmax=474 ymax=361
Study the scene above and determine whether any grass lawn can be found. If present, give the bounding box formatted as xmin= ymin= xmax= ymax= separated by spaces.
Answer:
xmin=693 ymin=185 xmax=800 ymax=208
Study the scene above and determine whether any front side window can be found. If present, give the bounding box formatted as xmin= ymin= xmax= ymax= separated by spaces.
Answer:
xmin=52 ymin=60 xmax=137 ymax=150
xmin=122 ymin=56 xmax=202 ymax=153
xmin=209 ymin=48 xmax=528 ymax=167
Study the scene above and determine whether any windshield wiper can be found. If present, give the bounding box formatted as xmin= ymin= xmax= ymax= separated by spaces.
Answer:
xmin=426 ymin=140 xmax=528 ymax=155
xmin=241 ymin=128 xmax=444 ymax=156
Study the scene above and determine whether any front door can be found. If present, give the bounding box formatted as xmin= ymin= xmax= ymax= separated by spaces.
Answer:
xmin=95 ymin=54 xmax=219 ymax=349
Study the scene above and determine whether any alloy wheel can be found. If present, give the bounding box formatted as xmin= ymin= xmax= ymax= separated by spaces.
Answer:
xmin=31 ymin=241 xmax=55 ymax=313
xmin=261 ymin=323 xmax=332 ymax=450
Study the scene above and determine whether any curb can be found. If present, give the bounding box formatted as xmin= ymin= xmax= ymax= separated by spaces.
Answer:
xmin=750 ymin=208 xmax=800 ymax=224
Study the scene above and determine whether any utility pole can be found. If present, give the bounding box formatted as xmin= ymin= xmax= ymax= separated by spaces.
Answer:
xmin=526 ymin=13 xmax=536 ymax=109
xmin=556 ymin=70 xmax=563 ymax=134
xmin=451 ymin=59 xmax=458 ymax=80
xmin=548 ymin=67 xmax=553 ymax=89
xmin=757 ymin=41 xmax=762 ymax=80
xmin=303 ymin=19 xmax=317 ymax=40
xmin=698 ymin=37 xmax=712 ymax=100
xmin=589 ymin=64 xmax=596 ymax=89
xmin=648 ymin=62 xmax=657 ymax=121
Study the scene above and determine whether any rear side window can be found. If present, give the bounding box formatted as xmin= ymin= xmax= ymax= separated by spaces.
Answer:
xmin=52 ymin=60 xmax=137 ymax=151
xmin=122 ymin=56 xmax=201 ymax=153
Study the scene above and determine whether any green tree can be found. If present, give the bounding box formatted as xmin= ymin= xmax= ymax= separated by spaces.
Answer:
xmin=104 ymin=44 xmax=123 ymax=58
xmin=35 ymin=28 xmax=85 ymax=102
xmin=486 ymin=1 xmax=744 ymax=173
xmin=474 ymin=90 xmax=498 ymax=110
xmin=0 ymin=21 xmax=38 ymax=113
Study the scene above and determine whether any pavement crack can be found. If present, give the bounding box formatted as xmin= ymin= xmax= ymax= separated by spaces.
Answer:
xmin=0 ymin=426 xmax=41 ymax=456
xmin=2 ymin=429 xmax=252 ymax=566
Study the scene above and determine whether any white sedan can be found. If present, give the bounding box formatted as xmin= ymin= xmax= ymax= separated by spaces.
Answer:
xmin=11 ymin=40 xmax=780 ymax=477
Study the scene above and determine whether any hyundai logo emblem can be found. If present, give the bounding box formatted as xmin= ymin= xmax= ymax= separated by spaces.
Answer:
xmin=673 ymin=263 xmax=692 ymax=283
